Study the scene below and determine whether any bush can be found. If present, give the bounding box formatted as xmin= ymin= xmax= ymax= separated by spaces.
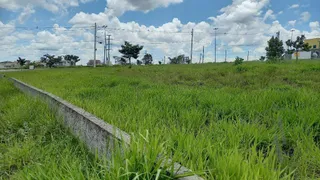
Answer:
xmin=266 ymin=58 xmax=282 ymax=64
xmin=259 ymin=56 xmax=266 ymax=61
xmin=236 ymin=66 xmax=248 ymax=72
xmin=234 ymin=57 xmax=244 ymax=66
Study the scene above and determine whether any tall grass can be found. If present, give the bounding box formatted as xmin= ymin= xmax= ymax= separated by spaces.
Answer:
xmin=4 ymin=60 xmax=320 ymax=179
xmin=0 ymin=79 xmax=181 ymax=179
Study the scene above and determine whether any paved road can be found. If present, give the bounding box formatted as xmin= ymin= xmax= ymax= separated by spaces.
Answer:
xmin=0 ymin=69 xmax=27 ymax=72
xmin=0 ymin=69 xmax=45 ymax=72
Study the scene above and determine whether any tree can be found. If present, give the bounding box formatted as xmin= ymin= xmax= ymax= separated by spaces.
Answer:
xmin=234 ymin=57 xmax=244 ymax=65
xmin=265 ymin=36 xmax=285 ymax=62
xmin=259 ymin=56 xmax=266 ymax=61
xmin=142 ymin=53 xmax=153 ymax=65
xmin=17 ymin=57 xmax=26 ymax=66
xmin=137 ymin=60 xmax=143 ymax=65
xmin=119 ymin=41 xmax=143 ymax=65
xmin=169 ymin=55 xmax=185 ymax=64
xmin=64 ymin=55 xmax=80 ymax=66
xmin=41 ymin=54 xmax=62 ymax=68
xmin=158 ymin=61 xmax=162 ymax=65
xmin=286 ymin=35 xmax=311 ymax=62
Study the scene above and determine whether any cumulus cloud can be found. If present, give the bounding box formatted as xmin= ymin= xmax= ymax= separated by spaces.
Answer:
xmin=300 ymin=12 xmax=311 ymax=22
xmin=288 ymin=20 xmax=296 ymax=27
xmin=209 ymin=0 xmax=269 ymax=24
xmin=289 ymin=4 xmax=299 ymax=9
xmin=18 ymin=5 xmax=35 ymax=24
xmin=0 ymin=21 xmax=15 ymax=37
xmin=0 ymin=0 xmax=92 ymax=13
xmin=263 ymin=9 xmax=276 ymax=21
xmin=310 ymin=21 xmax=319 ymax=31
xmin=1 ymin=0 xmax=320 ymax=64
xmin=232 ymin=47 xmax=244 ymax=53
xmin=106 ymin=0 xmax=183 ymax=16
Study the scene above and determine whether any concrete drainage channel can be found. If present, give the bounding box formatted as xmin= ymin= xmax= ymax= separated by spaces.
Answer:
xmin=1 ymin=75 xmax=203 ymax=180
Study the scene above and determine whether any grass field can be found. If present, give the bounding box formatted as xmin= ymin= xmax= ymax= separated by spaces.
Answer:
xmin=0 ymin=79 xmax=179 ymax=179
xmin=0 ymin=79 xmax=101 ymax=179
xmin=3 ymin=60 xmax=320 ymax=179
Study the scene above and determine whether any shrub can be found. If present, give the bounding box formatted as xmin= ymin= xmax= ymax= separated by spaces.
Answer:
xmin=236 ymin=66 xmax=248 ymax=72
xmin=266 ymin=58 xmax=282 ymax=64
xmin=234 ymin=57 xmax=244 ymax=66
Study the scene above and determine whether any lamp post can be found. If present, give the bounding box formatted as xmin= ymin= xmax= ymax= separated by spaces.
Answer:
xmin=214 ymin=27 xmax=218 ymax=63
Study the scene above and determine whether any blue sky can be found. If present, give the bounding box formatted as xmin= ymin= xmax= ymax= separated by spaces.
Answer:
xmin=0 ymin=0 xmax=319 ymax=63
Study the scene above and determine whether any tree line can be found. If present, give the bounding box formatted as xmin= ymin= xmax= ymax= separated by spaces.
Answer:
xmin=17 ymin=35 xmax=309 ymax=68
xmin=16 ymin=54 xmax=80 ymax=68
xmin=117 ymin=41 xmax=192 ymax=65
xmin=264 ymin=34 xmax=311 ymax=63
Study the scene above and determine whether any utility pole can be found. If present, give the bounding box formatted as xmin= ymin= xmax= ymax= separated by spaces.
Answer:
xmin=202 ymin=46 xmax=205 ymax=63
xmin=190 ymin=29 xmax=194 ymax=64
xmin=225 ymin=49 xmax=227 ymax=62
xmin=102 ymin=25 xmax=107 ymax=65
xmin=93 ymin=23 xmax=97 ymax=68
xmin=107 ymin=35 xmax=111 ymax=65
xmin=291 ymin=29 xmax=295 ymax=46
xmin=199 ymin=53 xmax=202 ymax=64
xmin=214 ymin=28 xmax=218 ymax=63
xmin=276 ymin=31 xmax=280 ymax=39
xmin=164 ymin=56 xmax=166 ymax=64
xmin=247 ymin=51 xmax=250 ymax=61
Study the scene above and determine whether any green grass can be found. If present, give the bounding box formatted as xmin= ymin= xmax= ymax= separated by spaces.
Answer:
xmin=0 ymin=79 xmax=180 ymax=179
xmin=3 ymin=60 xmax=320 ymax=179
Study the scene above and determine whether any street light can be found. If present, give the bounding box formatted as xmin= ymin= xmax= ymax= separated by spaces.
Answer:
xmin=291 ymin=29 xmax=295 ymax=43
xmin=102 ymin=25 xmax=108 ymax=65
xmin=214 ymin=27 xmax=218 ymax=63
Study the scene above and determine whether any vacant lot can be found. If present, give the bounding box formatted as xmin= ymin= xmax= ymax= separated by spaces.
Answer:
xmin=4 ymin=61 xmax=320 ymax=179
xmin=0 ymin=79 xmax=177 ymax=179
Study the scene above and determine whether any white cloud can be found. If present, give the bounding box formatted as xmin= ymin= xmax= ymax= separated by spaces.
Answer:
xmin=15 ymin=31 xmax=35 ymax=39
xmin=278 ymin=11 xmax=283 ymax=15
xmin=310 ymin=21 xmax=319 ymax=31
xmin=232 ymin=47 xmax=244 ymax=53
xmin=1 ymin=0 xmax=320 ymax=64
xmin=289 ymin=4 xmax=299 ymax=9
xmin=300 ymin=12 xmax=311 ymax=22
xmin=0 ymin=0 xmax=93 ymax=13
xmin=288 ymin=20 xmax=296 ymax=27
xmin=18 ymin=5 xmax=35 ymax=24
xmin=106 ymin=0 xmax=183 ymax=16
xmin=209 ymin=0 xmax=269 ymax=24
xmin=69 ymin=12 xmax=109 ymax=25
xmin=263 ymin=9 xmax=276 ymax=21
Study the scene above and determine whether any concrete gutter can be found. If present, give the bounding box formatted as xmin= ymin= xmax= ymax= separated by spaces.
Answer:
xmin=1 ymin=76 xmax=203 ymax=180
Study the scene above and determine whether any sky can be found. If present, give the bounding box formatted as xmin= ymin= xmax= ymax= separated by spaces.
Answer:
xmin=0 ymin=0 xmax=319 ymax=64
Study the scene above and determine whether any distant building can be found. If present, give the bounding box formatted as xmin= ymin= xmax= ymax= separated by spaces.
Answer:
xmin=292 ymin=51 xmax=311 ymax=59
xmin=0 ymin=61 xmax=19 ymax=69
xmin=114 ymin=56 xmax=129 ymax=65
xmin=305 ymin=38 xmax=320 ymax=59
xmin=87 ymin=60 xmax=102 ymax=66
xmin=305 ymin=38 xmax=320 ymax=49
xmin=55 ymin=60 xmax=72 ymax=67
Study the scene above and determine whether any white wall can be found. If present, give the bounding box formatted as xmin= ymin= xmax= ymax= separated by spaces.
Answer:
xmin=292 ymin=51 xmax=311 ymax=59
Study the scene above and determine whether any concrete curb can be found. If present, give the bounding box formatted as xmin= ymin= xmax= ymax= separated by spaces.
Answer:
xmin=1 ymin=76 xmax=203 ymax=180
